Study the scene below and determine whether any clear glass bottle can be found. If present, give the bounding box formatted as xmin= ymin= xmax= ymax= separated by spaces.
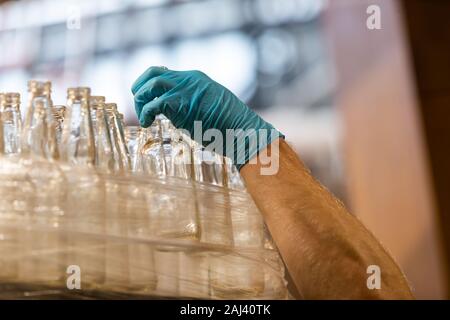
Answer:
xmin=60 ymin=87 xmax=95 ymax=166
xmin=137 ymin=120 xmax=166 ymax=176
xmin=105 ymin=103 xmax=130 ymax=172
xmin=170 ymin=130 xmax=193 ymax=180
xmin=0 ymin=131 xmax=36 ymax=282
xmin=21 ymin=80 xmax=59 ymax=160
xmin=18 ymin=108 xmax=67 ymax=285
xmin=194 ymin=151 xmax=232 ymax=246
xmin=212 ymin=157 xmax=264 ymax=298
xmin=51 ymin=105 xmax=66 ymax=148
xmin=16 ymin=83 xmax=67 ymax=284
xmin=12 ymin=82 xmax=66 ymax=285
xmin=59 ymin=88 xmax=105 ymax=288
xmin=124 ymin=126 xmax=141 ymax=172
xmin=159 ymin=116 xmax=192 ymax=179
xmin=100 ymin=104 xmax=130 ymax=288
xmin=190 ymin=142 xmax=236 ymax=298
xmin=90 ymin=96 xmax=114 ymax=172
xmin=99 ymin=104 xmax=130 ymax=289
xmin=0 ymin=93 xmax=22 ymax=155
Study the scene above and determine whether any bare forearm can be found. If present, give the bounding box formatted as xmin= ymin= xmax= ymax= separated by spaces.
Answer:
xmin=240 ymin=139 xmax=413 ymax=299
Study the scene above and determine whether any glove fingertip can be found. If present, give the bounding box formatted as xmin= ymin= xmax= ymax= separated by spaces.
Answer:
xmin=139 ymin=115 xmax=153 ymax=128
xmin=139 ymin=105 xmax=157 ymax=128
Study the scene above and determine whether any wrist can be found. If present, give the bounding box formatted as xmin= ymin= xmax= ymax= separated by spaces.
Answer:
xmin=233 ymin=128 xmax=284 ymax=171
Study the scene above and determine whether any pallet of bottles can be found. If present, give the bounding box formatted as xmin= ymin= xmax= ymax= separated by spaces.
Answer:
xmin=0 ymin=81 xmax=289 ymax=299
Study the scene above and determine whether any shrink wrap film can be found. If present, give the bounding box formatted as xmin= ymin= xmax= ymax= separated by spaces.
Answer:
xmin=0 ymin=155 xmax=289 ymax=299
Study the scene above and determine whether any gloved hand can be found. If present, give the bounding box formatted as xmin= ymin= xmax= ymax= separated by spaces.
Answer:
xmin=131 ymin=66 xmax=283 ymax=170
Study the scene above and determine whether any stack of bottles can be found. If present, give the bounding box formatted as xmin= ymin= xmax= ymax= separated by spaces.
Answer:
xmin=0 ymin=82 xmax=289 ymax=299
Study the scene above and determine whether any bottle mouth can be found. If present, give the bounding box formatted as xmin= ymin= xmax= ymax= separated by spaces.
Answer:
xmin=0 ymin=92 xmax=20 ymax=105
xmin=90 ymin=96 xmax=106 ymax=109
xmin=67 ymin=87 xmax=91 ymax=101
xmin=104 ymin=103 xmax=118 ymax=113
xmin=28 ymin=80 xmax=51 ymax=95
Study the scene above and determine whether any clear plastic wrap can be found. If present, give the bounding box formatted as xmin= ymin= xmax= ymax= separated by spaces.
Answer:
xmin=0 ymin=155 xmax=289 ymax=299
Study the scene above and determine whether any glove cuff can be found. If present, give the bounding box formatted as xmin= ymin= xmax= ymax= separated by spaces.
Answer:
xmin=231 ymin=126 xmax=285 ymax=171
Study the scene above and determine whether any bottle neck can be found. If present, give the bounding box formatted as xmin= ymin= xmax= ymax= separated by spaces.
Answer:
xmin=0 ymin=96 xmax=20 ymax=112
xmin=61 ymin=98 xmax=95 ymax=165
xmin=24 ymin=92 xmax=52 ymax=128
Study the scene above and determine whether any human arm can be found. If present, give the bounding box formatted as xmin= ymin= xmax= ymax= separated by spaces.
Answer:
xmin=240 ymin=138 xmax=414 ymax=299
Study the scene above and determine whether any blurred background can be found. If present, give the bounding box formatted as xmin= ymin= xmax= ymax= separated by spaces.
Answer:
xmin=0 ymin=0 xmax=449 ymax=299
xmin=0 ymin=0 xmax=343 ymax=198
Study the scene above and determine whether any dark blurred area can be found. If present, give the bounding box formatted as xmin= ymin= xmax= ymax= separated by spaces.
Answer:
xmin=1 ymin=0 xmax=449 ymax=299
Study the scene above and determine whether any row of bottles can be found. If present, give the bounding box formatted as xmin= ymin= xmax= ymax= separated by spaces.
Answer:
xmin=0 ymin=83 xmax=129 ymax=172
xmin=1 ymin=82 xmax=244 ymax=189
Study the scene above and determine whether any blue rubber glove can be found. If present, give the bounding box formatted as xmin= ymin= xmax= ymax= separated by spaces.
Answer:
xmin=132 ymin=67 xmax=284 ymax=170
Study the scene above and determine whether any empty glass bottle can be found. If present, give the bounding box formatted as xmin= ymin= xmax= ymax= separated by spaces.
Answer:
xmin=105 ymin=103 xmax=130 ymax=172
xmin=18 ymin=92 xmax=66 ymax=215
xmin=51 ymin=105 xmax=66 ymax=148
xmin=159 ymin=116 xmax=192 ymax=179
xmin=21 ymin=80 xmax=59 ymax=160
xmin=0 ymin=93 xmax=22 ymax=155
xmin=19 ymin=97 xmax=66 ymax=284
xmin=98 ymin=105 xmax=130 ymax=288
xmin=136 ymin=120 xmax=166 ymax=176
xmin=170 ymin=130 xmax=193 ymax=180
xmin=59 ymin=88 xmax=108 ymax=288
xmin=60 ymin=87 xmax=95 ymax=166
xmin=90 ymin=96 xmax=114 ymax=172
xmin=124 ymin=126 xmax=141 ymax=172
xmin=17 ymin=84 xmax=67 ymax=284
xmin=0 ymin=134 xmax=36 ymax=282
